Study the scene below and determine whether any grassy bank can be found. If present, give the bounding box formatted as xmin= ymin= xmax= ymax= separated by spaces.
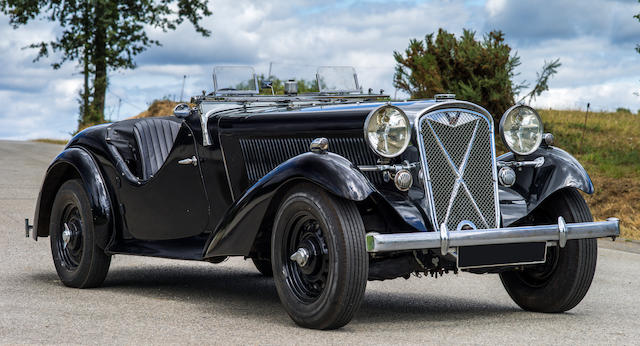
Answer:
xmin=32 ymin=138 xmax=68 ymax=145
xmin=539 ymin=109 xmax=639 ymax=240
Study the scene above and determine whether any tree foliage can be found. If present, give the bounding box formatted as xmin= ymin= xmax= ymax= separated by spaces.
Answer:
xmin=393 ymin=29 xmax=523 ymax=120
xmin=635 ymin=3 xmax=640 ymax=54
xmin=0 ymin=0 xmax=212 ymax=129
xmin=256 ymin=75 xmax=319 ymax=95
xmin=518 ymin=58 xmax=561 ymax=105
xmin=393 ymin=28 xmax=559 ymax=125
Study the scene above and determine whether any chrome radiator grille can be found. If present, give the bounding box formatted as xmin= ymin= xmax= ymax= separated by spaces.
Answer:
xmin=239 ymin=137 xmax=381 ymax=184
xmin=417 ymin=109 xmax=499 ymax=231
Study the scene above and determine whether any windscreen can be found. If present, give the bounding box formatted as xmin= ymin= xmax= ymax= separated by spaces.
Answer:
xmin=316 ymin=66 xmax=359 ymax=93
xmin=213 ymin=66 xmax=258 ymax=94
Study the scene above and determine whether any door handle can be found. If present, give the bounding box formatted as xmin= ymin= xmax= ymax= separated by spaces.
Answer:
xmin=178 ymin=156 xmax=198 ymax=166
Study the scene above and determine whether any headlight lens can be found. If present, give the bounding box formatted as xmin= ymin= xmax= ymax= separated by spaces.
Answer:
xmin=500 ymin=105 xmax=544 ymax=155
xmin=364 ymin=105 xmax=410 ymax=158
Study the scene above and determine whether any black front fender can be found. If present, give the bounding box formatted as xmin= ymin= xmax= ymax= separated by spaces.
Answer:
xmin=499 ymin=146 xmax=594 ymax=226
xmin=33 ymin=147 xmax=112 ymax=249
xmin=203 ymin=152 xmax=375 ymax=258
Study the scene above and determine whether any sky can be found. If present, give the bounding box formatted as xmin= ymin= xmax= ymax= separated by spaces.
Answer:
xmin=0 ymin=0 xmax=639 ymax=140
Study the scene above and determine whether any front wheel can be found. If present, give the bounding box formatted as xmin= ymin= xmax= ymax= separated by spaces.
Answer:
xmin=500 ymin=188 xmax=597 ymax=312
xmin=50 ymin=179 xmax=111 ymax=288
xmin=271 ymin=183 xmax=368 ymax=330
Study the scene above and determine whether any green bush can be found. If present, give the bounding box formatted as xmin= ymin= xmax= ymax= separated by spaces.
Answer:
xmin=393 ymin=29 xmax=522 ymax=123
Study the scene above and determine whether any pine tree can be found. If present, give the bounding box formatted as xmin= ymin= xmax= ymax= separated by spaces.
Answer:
xmin=393 ymin=29 xmax=523 ymax=123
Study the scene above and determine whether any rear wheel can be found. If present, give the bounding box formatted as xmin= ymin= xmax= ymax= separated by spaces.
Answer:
xmin=271 ymin=183 xmax=368 ymax=330
xmin=50 ymin=179 xmax=111 ymax=288
xmin=500 ymin=188 xmax=597 ymax=312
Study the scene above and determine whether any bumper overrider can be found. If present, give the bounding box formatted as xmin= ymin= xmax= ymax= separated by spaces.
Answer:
xmin=366 ymin=217 xmax=620 ymax=255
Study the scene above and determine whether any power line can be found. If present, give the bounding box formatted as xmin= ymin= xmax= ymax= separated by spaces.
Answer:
xmin=106 ymin=89 xmax=145 ymax=111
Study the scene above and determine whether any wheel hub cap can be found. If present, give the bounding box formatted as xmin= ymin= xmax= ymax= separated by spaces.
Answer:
xmin=283 ymin=215 xmax=329 ymax=303
xmin=62 ymin=223 xmax=72 ymax=249
xmin=290 ymin=248 xmax=310 ymax=267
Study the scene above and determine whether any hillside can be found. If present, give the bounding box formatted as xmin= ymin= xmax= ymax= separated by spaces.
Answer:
xmin=130 ymin=102 xmax=639 ymax=239
xmin=132 ymin=99 xmax=181 ymax=118
xmin=538 ymin=109 xmax=639 ymax=240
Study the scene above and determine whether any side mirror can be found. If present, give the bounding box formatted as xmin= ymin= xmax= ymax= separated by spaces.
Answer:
xmin=173 ymin=103 xmax=191 ymax=119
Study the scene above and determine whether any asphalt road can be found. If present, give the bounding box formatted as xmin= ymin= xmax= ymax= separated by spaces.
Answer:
xmin=1 ymin=139 xmax=639 ymax=344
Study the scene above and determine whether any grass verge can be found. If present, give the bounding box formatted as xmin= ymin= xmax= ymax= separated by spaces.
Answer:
xmin=539 ymin=109 xmax=639 ymax=239
xmin=32 ymin=138 xmax=68 ymax=145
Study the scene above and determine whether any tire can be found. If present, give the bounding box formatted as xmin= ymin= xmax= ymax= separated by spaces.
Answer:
xmin=49 ymin=179 xmax=111 ymax=288
xmin=499 ymin=188 xmax=597 ymax=312
xmin=271 ymin=183 xmax=368 ymax=330
xmin=251 ymin=258 xmax=273 ymax=277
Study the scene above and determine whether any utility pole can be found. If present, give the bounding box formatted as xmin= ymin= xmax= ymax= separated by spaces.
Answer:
xmin=179 ymin=75 xmax=187 ymax=102
xmin=579 ymin=102 xmax=590 ymax=154
xmin=116 ymin=98 xmax=122 ymax=121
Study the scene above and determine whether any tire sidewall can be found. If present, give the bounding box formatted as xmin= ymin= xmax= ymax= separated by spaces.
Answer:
xmin=500 ymin=188 xmax=597 ymax=312
xmin=50 ymin=179 xmax=99 ymax=287
xmin=271 ymin=186 xmax=363 ymax=328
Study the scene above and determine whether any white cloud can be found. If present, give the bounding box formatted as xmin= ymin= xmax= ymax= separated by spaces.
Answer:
xmin=485 ymin=0 xmax=507 ymax=17
xmin=0 ymin=0 xmax=639 ymax=140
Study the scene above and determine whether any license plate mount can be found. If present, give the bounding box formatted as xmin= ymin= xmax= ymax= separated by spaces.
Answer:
xmin=457 ymin=242 xmax=547 ymax=269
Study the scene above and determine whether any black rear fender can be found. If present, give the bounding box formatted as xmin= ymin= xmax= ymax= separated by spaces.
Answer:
xmin=33 ymin=147 xmax=112 ymax=249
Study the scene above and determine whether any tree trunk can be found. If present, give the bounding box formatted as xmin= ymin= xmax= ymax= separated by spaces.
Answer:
xmin=78 ymin=0 xmax=92 ymax=129
xmin=91 ymin=0 xmax=107 ymax=125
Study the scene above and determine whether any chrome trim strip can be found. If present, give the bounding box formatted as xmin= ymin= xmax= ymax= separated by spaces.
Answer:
xmin=366 ymin=217 xmax=620 ymax=253
xmin=488 ymin=111 xmax=501 ymax=229
xmin=201 ymin=109 xmax=215 ymax=146
xmin=218 ymin=130 xmax=235 ymax=202
xmin=415 ymin=118 xmax=439 ymax=232
xmin=498 ymin=157 xmax=545 ymax=168
xmin=558 ymin=216 xmax=568 ymax=248
xmin=439 ymin=223 xmax=449 ymax=255
xmin=357 ymin=162 xmax=419 ymax=172
xmin=460 ymin=182 xmax=490 ymax=228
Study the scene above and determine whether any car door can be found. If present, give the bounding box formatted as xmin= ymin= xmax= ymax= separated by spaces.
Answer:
xmin=119 ymin=123 xmax=209 ymax=240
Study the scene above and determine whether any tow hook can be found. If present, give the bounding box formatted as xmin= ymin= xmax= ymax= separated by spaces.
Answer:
xmin=24 ymin=218 xmax=33 ymax=238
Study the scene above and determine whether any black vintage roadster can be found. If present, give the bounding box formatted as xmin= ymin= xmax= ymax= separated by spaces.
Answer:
xmin=29 ymin=66 xmax=619 ymax=329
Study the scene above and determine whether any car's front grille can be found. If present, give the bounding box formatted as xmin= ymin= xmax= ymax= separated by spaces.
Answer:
xmin=417 ymin=109 xmax=499 ymax=231
xmin=239 ymin=137 xmax=381 ymax=184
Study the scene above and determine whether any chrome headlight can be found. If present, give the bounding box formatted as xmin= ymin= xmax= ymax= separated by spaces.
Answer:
xmin=364 ymin=105 xmax=410 ymax=158
xmin=500 ymin=105 xmax=544 ymax=155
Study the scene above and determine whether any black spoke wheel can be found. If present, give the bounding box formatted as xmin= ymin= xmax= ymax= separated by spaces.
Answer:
xmin=55 ymin=205 xmax=84 ymax=270
xmin=500 ymin=188 xmax=597 ymax=312
xmin=282 ymin=214 xmax=330 ymax=303
xmin=50 ymin=179 xmax=111 ymax=288
xmin=271 ymin=183 xmax=368 ymax=330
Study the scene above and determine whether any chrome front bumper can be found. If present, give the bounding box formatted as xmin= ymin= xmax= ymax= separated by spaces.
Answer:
xmin=366 ymin=217 xmax=620 ymax=254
